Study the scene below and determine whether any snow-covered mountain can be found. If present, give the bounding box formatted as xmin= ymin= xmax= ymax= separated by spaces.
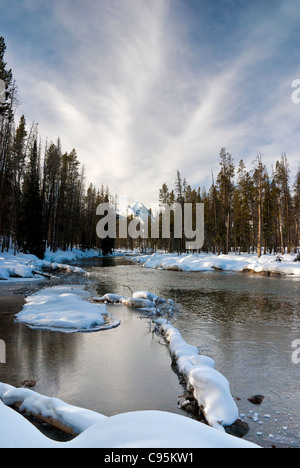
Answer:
xmin=119 ymin=202 xmax=154 ymax=223
xmin=127 ymin=202 xmax=152 ymax=221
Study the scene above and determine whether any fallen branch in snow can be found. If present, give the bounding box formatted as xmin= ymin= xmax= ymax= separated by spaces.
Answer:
xmin=0 ymin=388 xmax=260 ymax=448
xmin=9 ymin=400 xmax=78 ymax=437
xmin=0 ymin=383 xmax=105 ymax=438
xmin=32 ymin=270 xmax=55 ymax=279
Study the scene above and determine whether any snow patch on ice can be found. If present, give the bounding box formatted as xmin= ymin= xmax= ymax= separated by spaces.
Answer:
xmin=15 ymin=285 xmax=120 ymax=333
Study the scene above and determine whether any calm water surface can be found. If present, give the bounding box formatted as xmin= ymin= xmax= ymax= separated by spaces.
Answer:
xmin=0 ymin=256 xmax=299 ymax=448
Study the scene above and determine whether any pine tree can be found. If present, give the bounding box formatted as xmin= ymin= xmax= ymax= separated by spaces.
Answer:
xmin=0 ymin=36 xmax=13 ymax=118
xmin=6 ymin=116 xmax=28 ymax=251
xmin=217 ymin=148 xmax=235 ymax=254
xmin=42 ymin=139 xmax=62 ymax=251
xmin=159 ymin=183 xmax=170 ymax=206
xmin=18 ymin=139 xmax=44 ymax=258
xmin=0 ymin=36 xmax=15 ymax=240
xmin=175 ymin=170 xmax=184 ymax=205
xmin=55 ymin=149 xmax=81 ymax=250
xmin=232 ymin=160 xmax=253 ymax=253
xmin=252 ymin=153 xmax=267 ymax=257
xmin=274 ymin=154 xmax=292 ymax=253
xmin=293 ymin=169 xmax=300 ymax=251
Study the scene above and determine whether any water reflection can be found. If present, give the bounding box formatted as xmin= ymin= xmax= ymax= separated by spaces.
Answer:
xmin=89 ymin=261 xmax=300 ymax=447
xmin=0 ymin=260 xmax=299 ymax=448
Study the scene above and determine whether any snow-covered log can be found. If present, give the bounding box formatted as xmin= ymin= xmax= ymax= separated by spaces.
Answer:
xmin=155 ymin=319 xmax=239 ymax=432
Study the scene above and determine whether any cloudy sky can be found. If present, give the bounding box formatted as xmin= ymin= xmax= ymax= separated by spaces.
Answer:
xmin=1 ymin=0 xmax=300 ymax=206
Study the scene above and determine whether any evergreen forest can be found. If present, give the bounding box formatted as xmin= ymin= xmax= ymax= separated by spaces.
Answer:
xmin=1 ymin=37 xmax=299 ymax=258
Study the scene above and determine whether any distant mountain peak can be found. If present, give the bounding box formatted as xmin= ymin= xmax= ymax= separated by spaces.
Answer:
xmin=119 ymin=201 xmax=154 ymax=222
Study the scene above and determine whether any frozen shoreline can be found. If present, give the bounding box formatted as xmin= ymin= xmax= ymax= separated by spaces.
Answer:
xmin=0 ymin=249 xmax=89 ymax=282
xmin=133 ymin=252 xmax=300 ymax=277
xmin=0 ymin=247 xmax=140 ymax=282
xmin=0 ymin=383 xmax=259 ymax=448
xmin=1 ymin=248 xmax=294 ymax=448
xmin=1 ymin=248 xmax=299 ymax=282
xmin=0 ymin=276 xmax=261 ymax=448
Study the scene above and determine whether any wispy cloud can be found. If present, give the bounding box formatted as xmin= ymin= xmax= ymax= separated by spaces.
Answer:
xmin=1 ymin=0 xmax=300 ymax=204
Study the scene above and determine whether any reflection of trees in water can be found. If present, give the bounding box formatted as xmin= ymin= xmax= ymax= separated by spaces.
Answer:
xmin=6 ymin=321 xmax=81 ymax=392
xmin=169 ymin=287 xmax=297 ymax=325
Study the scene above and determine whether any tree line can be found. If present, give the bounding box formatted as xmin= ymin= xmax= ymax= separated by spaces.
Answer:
xmin=1 ymin=36 xmax=299 ymax=258
xmin=0 ymin=36 xmax=115 ymax=258
xmin=154 ymin=149 xmax=300 ymax=256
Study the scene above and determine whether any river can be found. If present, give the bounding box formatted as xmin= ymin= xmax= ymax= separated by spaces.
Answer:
xmin=0 ymin=255 xmax=299 ymax=448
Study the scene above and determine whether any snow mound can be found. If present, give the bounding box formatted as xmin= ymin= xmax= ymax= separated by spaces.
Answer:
xmin=93 ymin=290 xmax=175 ymax=317
xmin=155 ymin=319 xmax=239 ymax=431
xmin=0 ymin=252 xmax=38 ymax=280
xmin=15 ymin=286 xmax=120 ymax=333
xmin=0 ymin=383 xmax=106 ymax=435
xmin=93 ymin=293 xmax=126 ymax=304
xmin=0 ymin=384 xmax=259 ymax=448
xmin=133 ymin=290 xmax=159 ymax=301
xmin=44 ymin=248 xmax=100 ymax=264
xmin=71 ymin=410 xmax=258 ymax=449
xmin=0 ymin=250 xmax=88 ymax=282
xmin=121 ymin=297 xmax=155 ymax=309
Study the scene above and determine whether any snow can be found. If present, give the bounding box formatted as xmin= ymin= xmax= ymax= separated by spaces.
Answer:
xmin=43 ymin=247 xmax=100 ymax=264
xmin=0 ymin=248 xmax=269 ymax=448
xmin=92 ymin=290 xmax=239 ymax=433
xmin=0 ymin=384 xmax=260 ymax=448
xmin=122 ymin=297 xmax=156 ymax=309
xmin=119 ymin=201 xmax=154 ymax=224
xmin=0 ymin=251 xmax=41 ymax=280
xmin=133 ymin=290 xmax=159 ymax=301
xmin=0 ymin=383 xmax=106 ymax=435
xmin=94 ymin=289 xmax=177 ymax=319
xmin=0 ymin=249 xmax=88 ymax=282
xmin=0 ymin=247 xmax=142 ymax=282
xmin=15 ymin=285 xmax=119 ymax=333
xmin=93 ymin=293 xmax=126 ymax=304
xmin=155 ymin=319 xmax=239 ymax=431
xmin=134 ymin=252 xmax=300 ymax=276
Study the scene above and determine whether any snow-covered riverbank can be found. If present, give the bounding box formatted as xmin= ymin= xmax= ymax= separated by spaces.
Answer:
xmin=0 ymin=249 xmax=91 ymax=281
xmin=0 ymin=248 xmax=140 ymax=281
xmin=0 ymin=383 xmax=259 ymax=448
xmin=0 ymin=279 xmax=261 ymax=448
xmin=2 ymin=249 xmax=299 ymax=281
xmin=133 ymin=252 xmax=300 ymax=276
xmin=1 ymin=248 xmax=292 ymax=448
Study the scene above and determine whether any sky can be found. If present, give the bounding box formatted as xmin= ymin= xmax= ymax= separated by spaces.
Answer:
xmin=0 ymin=0 xmax=300 ymax=206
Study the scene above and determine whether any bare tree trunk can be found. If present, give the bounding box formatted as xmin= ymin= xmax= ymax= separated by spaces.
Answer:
xmin=257 ymin=179 xmax=262 ymax=258
xmin=278 ymin=195 xmax=284 ymax=255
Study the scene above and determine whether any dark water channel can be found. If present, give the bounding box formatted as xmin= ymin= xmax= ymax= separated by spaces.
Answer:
xmin=0 ymin=256 xmax=299 ymax=448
